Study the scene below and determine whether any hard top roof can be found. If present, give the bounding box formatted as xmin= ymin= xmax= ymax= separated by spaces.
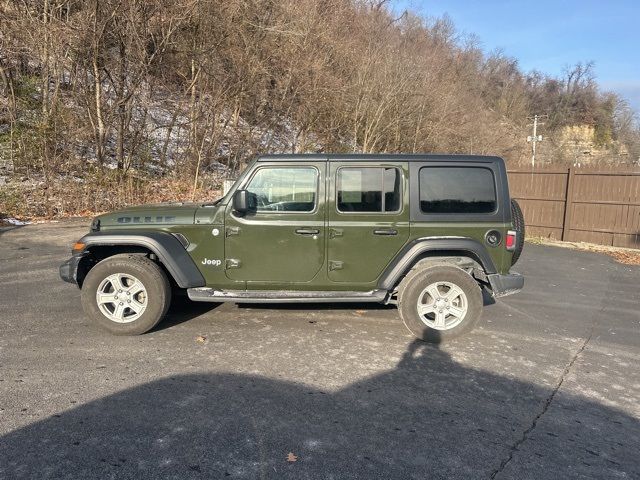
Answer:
xmin=256 ymin=153 xmax=502 ymax=163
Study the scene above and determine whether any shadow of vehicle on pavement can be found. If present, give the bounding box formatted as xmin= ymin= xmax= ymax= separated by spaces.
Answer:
xmin=152 ymin=293 xmax=222 ymax=332
xmin=1 ymin=340 xmax=637 ymax=479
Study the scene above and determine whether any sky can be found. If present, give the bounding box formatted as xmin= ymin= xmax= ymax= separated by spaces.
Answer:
xmin=391 ymin=0 xmax=640 ymax=112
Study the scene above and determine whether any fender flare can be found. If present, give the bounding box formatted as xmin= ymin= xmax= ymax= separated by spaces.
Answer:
xmin=79 ymin=231 xmax=206 ymax=288
xmin=378 ymin=237 xmax=497 ymax=290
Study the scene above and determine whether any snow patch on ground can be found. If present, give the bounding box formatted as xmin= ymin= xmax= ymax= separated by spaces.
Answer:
xmin=1 ymin=217 xmax=31 ymax=226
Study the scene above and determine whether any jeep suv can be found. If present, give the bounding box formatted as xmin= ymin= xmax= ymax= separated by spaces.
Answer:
xmin=60 ymin=154 xmax=525 ymax=342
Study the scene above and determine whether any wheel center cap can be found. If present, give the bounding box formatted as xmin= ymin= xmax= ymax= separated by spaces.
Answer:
xmin=435 ymin=298 xmax=446 ymax=309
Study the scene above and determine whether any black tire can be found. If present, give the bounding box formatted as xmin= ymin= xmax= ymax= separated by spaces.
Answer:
xmin=81 ymin=254 xmax=171 ymax=335
xmin=397 ymin=264 xmax=483 ymax=343
xmin=510 ymin=199 xmax=525 ymax=266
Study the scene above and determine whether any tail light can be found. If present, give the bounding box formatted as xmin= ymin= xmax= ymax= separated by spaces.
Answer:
xmin=505 ymin=230 xmax=517 ymax=251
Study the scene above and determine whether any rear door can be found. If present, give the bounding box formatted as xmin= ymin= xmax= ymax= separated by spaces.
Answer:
xmin=224 ymin=161 xmax=326 ymax=284
xmin=327 ymin=161 xmax=409 ymax=284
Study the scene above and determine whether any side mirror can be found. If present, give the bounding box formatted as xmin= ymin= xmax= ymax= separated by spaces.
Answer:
xmin=233 ymin=190 xmax=255 ymax=214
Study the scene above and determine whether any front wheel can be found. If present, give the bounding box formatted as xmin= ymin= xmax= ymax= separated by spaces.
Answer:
xmin=81 ymin=254 xmax=171 ymax=335
xmin=397 ymin=265 xmax=483 ymax=343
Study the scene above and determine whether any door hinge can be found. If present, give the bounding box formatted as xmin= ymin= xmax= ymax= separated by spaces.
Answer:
xmin=329 ymin=260 xmax=344 ymax=271
xmin=226 ymin=226 xmax=240 ymax=237
xmin=329 ymin=228 xmax=343 ymax=239
xmin=225 ymin=258 xmax=241 ymax=269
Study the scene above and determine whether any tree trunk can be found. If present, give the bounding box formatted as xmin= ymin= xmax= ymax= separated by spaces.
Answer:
xmin=41 ymin=0 xmax=50 ymax=117
xmin=0 ymin=64 xmax=17 ymax=170
xmin=116 ymin=39 xmax=126 ymax=172
xmin=91 ymin=0 xmax=105 ymax=166
xmin=188 ymin=56 xmax=199 ymax=173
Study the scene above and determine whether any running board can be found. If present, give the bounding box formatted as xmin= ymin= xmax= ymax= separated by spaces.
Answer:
xmin=187 ymin=287 xmax=388 ymax=304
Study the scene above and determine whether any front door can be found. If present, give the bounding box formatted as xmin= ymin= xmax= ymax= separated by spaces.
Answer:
xmin=327 ymin=161 xmax=409 ymax=284
xmin=224 ymin=162 xmax=326 ymax=285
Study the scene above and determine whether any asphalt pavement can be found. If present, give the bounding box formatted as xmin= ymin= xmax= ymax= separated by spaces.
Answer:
xmin=0 ymin=219 xmax=639 ymax=479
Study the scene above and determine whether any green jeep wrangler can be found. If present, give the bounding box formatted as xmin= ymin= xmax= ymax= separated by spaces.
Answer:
xmin=60 ymin=154 xmax=525 ymax=342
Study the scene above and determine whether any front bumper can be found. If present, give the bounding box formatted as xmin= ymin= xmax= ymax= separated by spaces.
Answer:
xmin=59 ymin=254 xmax=85 ymax=286
xmin=487 ymin=272 xmax=524 ymax=298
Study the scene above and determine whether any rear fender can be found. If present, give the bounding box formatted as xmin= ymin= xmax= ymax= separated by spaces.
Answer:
xmin=378 ymin=237 xmax=497 ymax=290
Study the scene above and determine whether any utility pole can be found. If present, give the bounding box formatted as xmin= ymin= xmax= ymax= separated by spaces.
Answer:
xmin=526 ymin=114 xmax=547 ymax=167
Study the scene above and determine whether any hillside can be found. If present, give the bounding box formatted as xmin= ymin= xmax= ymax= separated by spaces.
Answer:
xmin=1 ymin=0 xmax=639 ymax=218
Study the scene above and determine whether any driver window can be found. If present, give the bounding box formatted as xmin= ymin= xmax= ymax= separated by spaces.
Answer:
xmin=246 ymin=167 xmax=317 ymax=212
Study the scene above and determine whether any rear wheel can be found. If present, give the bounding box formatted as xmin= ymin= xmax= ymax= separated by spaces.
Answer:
xmin=81 ymin=254 xmax=171 ymax=335
xmin=398 ymin=265 xmax=483 ymax=343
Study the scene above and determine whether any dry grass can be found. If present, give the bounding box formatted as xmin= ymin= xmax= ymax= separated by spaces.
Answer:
xmin=526 ymin=237 xmax=640 ymax=266
xmin=0 ymin=174 xmax=222 ymax=221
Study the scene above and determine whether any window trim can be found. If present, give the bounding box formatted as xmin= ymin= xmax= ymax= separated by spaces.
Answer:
xmin=335 ymin=166 xmax=403 ymax=215
xmin=418 ymin=165 xmax=498 ymax=216
xmin=243 ymin=165 xmax=320 ymax=215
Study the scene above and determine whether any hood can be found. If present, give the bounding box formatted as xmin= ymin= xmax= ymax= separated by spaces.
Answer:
xmin=96 ymin=202 xmax=201 ymax=228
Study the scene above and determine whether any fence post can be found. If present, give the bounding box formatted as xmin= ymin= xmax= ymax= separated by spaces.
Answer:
xmin=561 ymin=167 xmax=575 ymax=241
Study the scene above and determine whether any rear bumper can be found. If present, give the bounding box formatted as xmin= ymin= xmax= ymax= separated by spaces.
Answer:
xmin=59 ymin=254 xmax=85 ymax=286
xmin=487 ymin=272 xmax=524 ymax=298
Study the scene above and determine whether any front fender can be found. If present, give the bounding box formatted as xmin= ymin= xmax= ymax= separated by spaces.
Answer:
xmin=78 ymin=231 xmax=206 ymax=288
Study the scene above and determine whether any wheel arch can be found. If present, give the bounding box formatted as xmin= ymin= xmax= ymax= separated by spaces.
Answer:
xmin=76 ymin=231 xmax=205 ymax=289
xmin=378 ymin=237 xmax=497 ymax=291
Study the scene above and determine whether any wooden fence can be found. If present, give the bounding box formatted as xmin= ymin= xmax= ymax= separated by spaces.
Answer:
xmin=508 ymin=167 xmax=640 ymax=249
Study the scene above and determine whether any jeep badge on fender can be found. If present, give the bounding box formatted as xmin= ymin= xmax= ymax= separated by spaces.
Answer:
xmin=201 ymin=258 xmax=222 ymax=266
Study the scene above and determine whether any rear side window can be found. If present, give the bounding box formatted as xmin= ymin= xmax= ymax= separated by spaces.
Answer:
xmin=337 ymin=167 xmax=401 ymax=213
xmin=419 ymin=167 xmax=496 ymax=214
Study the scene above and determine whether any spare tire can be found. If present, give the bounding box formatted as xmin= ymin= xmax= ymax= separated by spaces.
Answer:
xmin=510 ymin=199 xmax=525 ymax=266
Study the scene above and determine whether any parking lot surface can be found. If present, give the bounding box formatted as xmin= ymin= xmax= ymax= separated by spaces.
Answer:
xmin=1 ymin=220 xmax=639 ymax=479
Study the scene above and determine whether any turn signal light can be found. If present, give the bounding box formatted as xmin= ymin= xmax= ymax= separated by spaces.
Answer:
xmin=505 ymin=230 xmax=516 ymax=251
xmin=72 ymin=241 xmax=86 ymax=253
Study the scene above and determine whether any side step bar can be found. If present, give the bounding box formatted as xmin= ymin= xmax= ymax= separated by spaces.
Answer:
xmin=187 ymin=287 xmax=388 ymax=304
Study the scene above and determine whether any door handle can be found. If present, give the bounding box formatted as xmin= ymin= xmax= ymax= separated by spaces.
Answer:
xmin=295 ymin=228 xmax=320 ymax=236
xmin=373 ymin=229 xmax=398 ymax=236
